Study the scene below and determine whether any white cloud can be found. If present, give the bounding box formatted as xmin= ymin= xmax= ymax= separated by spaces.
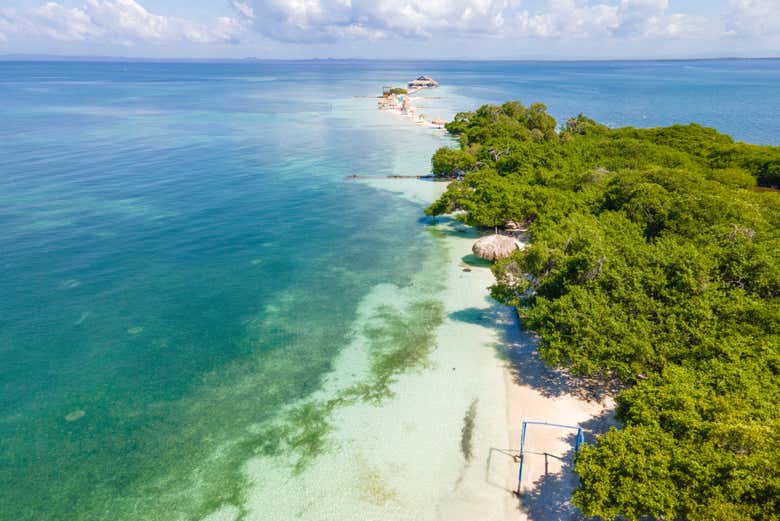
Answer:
xmin=727 ymin=0 xmax=780 ymax=37
xmin=1 ymin=0 xmax=772 ymax=54
xmin=236 ymin=0 xmax=513 ymax=41
xmin=509 ymin=0 xmax=706 ymax=40
xmin=231 ymin=0 xmax=255 ymax=20
xmin=233 ymin=0 xmax=706 ymax=42
xmin=0 ymin=0 xmax=246 ymax=46
xmin=512 ymin=0 xmax=620 ymax=38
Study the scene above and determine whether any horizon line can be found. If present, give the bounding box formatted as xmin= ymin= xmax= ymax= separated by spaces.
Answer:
xmin=1 ymin=53 xmax=780 ymax=63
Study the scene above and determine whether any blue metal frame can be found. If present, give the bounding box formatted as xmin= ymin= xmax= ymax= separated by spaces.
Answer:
xmin=516 ymin=421 xmax=585 ymax=495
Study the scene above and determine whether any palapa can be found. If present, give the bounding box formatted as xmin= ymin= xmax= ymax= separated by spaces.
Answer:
xmin=472 ymin=234 xmax=522 ymax=261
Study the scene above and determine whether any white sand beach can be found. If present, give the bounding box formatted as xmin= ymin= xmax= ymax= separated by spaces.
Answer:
xmin=363 ymin=179 xmax=616 ymax=521
xmin=378 ymin=89 xmax=449 ymax=130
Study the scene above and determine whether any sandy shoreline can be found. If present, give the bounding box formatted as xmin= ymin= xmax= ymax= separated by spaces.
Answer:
xmin=198 ymin=100 xmax=615 ymax=521
xmin=197 ymin=177 xmax=615 ymax=521
xmin=363 ymin=178 xmax=615 ymax=521
xmin=378 ymin=88 xmax=448 ymax=129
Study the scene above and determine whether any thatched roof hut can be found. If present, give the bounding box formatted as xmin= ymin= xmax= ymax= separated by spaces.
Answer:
xmin=472 ymin=234 xmax=522 ymax=261
xmin=408 ymin=75 xmax=439 ymax=88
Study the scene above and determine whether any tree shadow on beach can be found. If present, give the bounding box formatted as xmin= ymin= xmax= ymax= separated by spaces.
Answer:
xmin=579 ymin=407 xmax=619 ymax=441
xmin=447 ymin=298 xmax=621 ymax=520
xmin=513 ymin=410 xmax=617 ymax=521
xmin=461 ymin=253 xmax=493 ymax=267
xmin=517 ymin=452 xmax=585 ymax=521
xmin=448 ymin=299 xmax=619 ymax=401
xmin=497 ymin=308 xmax=622 ymax=402
xmin=448 ymin=304 xmax=506 ymax=327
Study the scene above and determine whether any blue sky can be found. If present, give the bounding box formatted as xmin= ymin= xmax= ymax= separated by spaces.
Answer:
xmin=1 ymin=0 xmax=778 ymax=59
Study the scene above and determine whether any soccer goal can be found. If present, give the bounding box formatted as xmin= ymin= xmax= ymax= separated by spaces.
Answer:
xmin=516 ymin=421 xmax=585 ymax=494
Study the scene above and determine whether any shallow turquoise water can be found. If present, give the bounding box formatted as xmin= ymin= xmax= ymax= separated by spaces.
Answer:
xmin=1 ymin=59 xmax=778 ymax=520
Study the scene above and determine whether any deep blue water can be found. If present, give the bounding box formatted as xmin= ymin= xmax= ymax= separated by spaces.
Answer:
xmin=1 ymin=59 xmax=778 ymax=520
xmin=436 ymin=59 xmax=780 ymax=145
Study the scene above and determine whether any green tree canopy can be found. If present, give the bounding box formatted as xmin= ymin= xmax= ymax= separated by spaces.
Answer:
xmin=428 ymin=101 xmax=780 ymax=520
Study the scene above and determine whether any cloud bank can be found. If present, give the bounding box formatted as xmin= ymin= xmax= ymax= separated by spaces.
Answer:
xmin=229 ymin=0 xmax=711 ymax=42
xmin=0 ymin=0 xmax=245 ymax=45
xmin=0 ymin=0 xmax=777 ymax=55
xmin=727 ymin=0 xmax=780 ymax=38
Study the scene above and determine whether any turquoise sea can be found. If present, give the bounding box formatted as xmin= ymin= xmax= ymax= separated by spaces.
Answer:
xmin=1 ymin=59 xmax=779 ymax=521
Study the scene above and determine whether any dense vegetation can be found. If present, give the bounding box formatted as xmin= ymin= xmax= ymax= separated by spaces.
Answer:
xmin=426 ymin=101 xmax=780 ymax=520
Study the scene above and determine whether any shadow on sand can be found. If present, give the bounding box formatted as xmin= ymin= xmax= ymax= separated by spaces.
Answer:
xmin=448 ymin=297 xmax=620 ymax=520
xmin=512 ymin=410 xmax=616 ymax=520
xmin=450 ymin=298 xmax=622 ymax=402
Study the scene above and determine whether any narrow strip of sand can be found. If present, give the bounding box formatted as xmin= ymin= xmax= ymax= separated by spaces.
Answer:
xmin=219 ymin=176 xmax=616 ymax=521
xmin=378 ymin=89 xmax=448 ymax=129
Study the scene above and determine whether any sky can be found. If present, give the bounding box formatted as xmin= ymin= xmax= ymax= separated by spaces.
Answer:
xmin=0 ymin=0 xmax=778 ymax=59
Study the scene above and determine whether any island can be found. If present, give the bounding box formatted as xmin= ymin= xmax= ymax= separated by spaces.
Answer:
xmin=378 ymin=75 xmax=446 ymax=128
xmin=426 ymin=101 xmax=780 ymax=520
